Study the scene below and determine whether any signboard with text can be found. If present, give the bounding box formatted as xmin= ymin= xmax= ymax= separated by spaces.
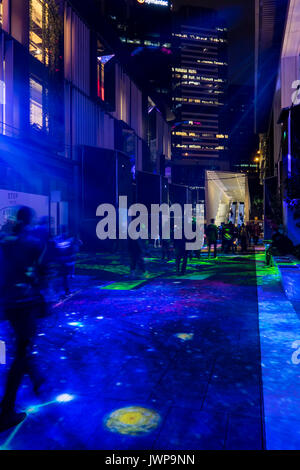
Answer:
xmin=0 ymin=189 xmax=49 ymax=229
xmin=137 ymin=0 xmax=169 ymax=7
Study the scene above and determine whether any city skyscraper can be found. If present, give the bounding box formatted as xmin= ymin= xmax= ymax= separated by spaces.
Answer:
xmin=171 ymin=6 xmax=229 ymax=187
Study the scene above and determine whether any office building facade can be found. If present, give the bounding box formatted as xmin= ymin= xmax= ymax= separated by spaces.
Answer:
xmin=0 ymin=0 xmax=171 ymax=238
xmin=171 ymin=6 xmax=229 ymax=188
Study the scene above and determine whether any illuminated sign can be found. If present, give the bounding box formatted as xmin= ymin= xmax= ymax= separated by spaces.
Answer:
xmin=137 ymin=0 xmax=169 ymax=6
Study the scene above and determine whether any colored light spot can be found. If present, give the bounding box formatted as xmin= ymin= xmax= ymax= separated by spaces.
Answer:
xmin=175 ymin=333 xmax=194 ymax=341
xmin=56 ymin=394 xmax=75 ymax=403
xmin=67 ymin=322 xmax=83 ymax=327
xmin=105 ymin=406 xmax=160 ymax=435
xmin=120 ymin=411 xmax=143 ymax=425
xmin=26 ymin=405 xmax=40 ymax=414
xmin=101 ymin=281 xmax=145 ymax=290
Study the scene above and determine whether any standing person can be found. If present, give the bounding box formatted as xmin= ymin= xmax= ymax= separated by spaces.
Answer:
xmin=253 ymin=224 xmax=260 ymax=246
xmin=247 ymin=223 xmax=254 ymax=246
xmin=240 ymin=223 xmax=248 ymax=253
xmin=161 ymin=239 xmax=171 ymax=261
xmin=232 ymin=224 xmax=239 ymax=254
xmin=54 ymin=227 xmax=75 ymax=297
xmin=72 ymin=235 xmax=83 ymax=278
xmin=220 ymin=223 xmax=225 ymax=252
xmin=33 ymin=216 xmax=49 ymax=251
xmin=0 ymin=207 xmax=46 ymax=431
xmin=128 ymin=238 xmax=146 ymax=277
xmin=205 ymin=219 xmax=218 ymax=258
xmin=174 ymin=238 xmax=188 ymax=275
xmin=228 ymin=221 xmax=235 ymax=253
xmin=222 ymin=223 xmax=232 ymax=254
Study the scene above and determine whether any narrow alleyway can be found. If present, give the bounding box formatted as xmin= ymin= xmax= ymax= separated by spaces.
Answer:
xmin=0 ymin=252 xmax=273 ymax=449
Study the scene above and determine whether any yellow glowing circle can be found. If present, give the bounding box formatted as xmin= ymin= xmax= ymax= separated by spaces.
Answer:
xmin=175 ymin=333 xmax=194 ymax=341
xmin=137 ymin=0 xmax=145 ymax=3
xmin=105 ymin=406 xmax=160 ymax=435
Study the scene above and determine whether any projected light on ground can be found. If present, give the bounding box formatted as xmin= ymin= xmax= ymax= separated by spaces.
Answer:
xmin=26 ymin=405 xmax=40 ymax=414
xmin=67 ymin=322 xmax=83 ymax=327
xmin=174 ymin=333 xmax=194 ymax=341
xmin=56 ymin=393 xmax=75 ymax=403
xmin=105 ymin=406 xmax=160 ymax=435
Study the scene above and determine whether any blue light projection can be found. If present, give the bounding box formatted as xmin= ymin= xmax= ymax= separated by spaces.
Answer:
xmin=0 ymin=252 xmax=277 ymax=449
xmin=0 ymin=394 xmax=75 ymax=450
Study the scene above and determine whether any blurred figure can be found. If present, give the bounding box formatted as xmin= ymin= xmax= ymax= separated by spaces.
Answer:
xmin=72 ymin=235 xmax=83 ymax=278
xmin=219 ymin=223 xmax=225 ymax=252
xmin=205 ymin=219 xmax=218 ymax=258
xmin=161 ymin=238 xmax=171 ymax=261
xmin=223 ymin=222 xmax=233 ymax=254
xmin=189 ymin=216 xmax=201 ymax=260
xmin=240 ymin=223 xmax=248 ymax=252
xmin=253 ymin=223 xmax=261 ymax=245
xmin=174 ymin=238 xmax=188 ymax=275
xmin=246 ymin=223 xmax=253 ymax=245
xmin=0 ymin=207 xmax=47 ymax=431
xmin=54 ymin=227 xmax=76 ymax=297
xmin=33 ymin=216 xmax=50 ymax=250
xmin=128 ymin=238 xmax=145 ymax=278
xmin=0 ymin=217 xmax=16 ymax=240
xmin=232 ymin=224 xmax=239 ymax=254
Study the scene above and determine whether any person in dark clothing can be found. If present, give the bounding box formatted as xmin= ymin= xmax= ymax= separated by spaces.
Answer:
xmin=253 ymin=224 xmax=260 ymax=245
xmin=232 ymin=225 xmax=239 ymax=253
xmin=54 ymin=227 xmax=76 ymax=296
xmin=206 ymin=219 xmax=218 ymax=258
xmin=174 ymin=238 xmax=188 ymax=275
xmin=219 ymin=223 xmax=225 ymax=252
xmin=240 ymin=224 xmax=248 ymax=252
xmin=161 ymin=239 xmax=171 ymax=261
xmin=128 ymin=238 xmax=145 ymax=276
xmin=222 ymin=223 xmax=233 ymax=253
xmin=0 ymin=207 xmax=46 ymax=431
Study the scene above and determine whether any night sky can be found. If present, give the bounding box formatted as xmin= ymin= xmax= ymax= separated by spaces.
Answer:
xmin=174 ymin=0 xmax=255 ymax=86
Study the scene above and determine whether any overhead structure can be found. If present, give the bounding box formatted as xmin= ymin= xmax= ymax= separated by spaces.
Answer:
xmin=205 ymin=171 xmax=250 ymax=227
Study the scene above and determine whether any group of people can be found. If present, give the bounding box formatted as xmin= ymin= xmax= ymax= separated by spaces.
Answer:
xmin=0 ymin=207 xmax=264 ymax=431
xmin=127 ymin=219 xmax=263 ymax=279
xmin=216 ymin=220 xmax=261 ymax=256
xmin=0 ymin=207 xmax=81 ymax=431
xmin=205 ymin=219 xmax=262 ymax=258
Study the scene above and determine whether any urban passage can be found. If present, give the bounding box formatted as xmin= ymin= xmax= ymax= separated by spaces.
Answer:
xmin=0 ymin=0 xmax=300 ymax=453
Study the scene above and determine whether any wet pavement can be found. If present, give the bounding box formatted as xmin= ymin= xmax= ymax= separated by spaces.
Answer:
xmin=0 ymin=250 xmax=294 ymax=449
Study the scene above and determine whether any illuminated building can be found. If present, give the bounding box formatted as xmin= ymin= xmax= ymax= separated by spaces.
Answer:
xmin=171 ymin=6 xmax=229 ymax=188
xmin=0 ymin=0 xmax=171 ymax=239
xmin=97 ymin=0 xmax=173 ymax=110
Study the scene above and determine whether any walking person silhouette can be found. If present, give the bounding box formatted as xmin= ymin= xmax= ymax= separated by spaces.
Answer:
xmin=0 ymin=206 xmax=47 ymax=431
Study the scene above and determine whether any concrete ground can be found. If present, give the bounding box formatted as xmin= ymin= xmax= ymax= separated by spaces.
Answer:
xmin=0 ymin=248 xmax=299 ymax=450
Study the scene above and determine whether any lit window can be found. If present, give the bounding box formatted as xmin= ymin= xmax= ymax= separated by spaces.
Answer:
xmin=29 ymin=0 xmax=48 ymax=64
xmin=0 ymin=1 xmax=3 ymax=27
xmin=0 ymin=71 xmax=5 ymax=135
xmin=30 ymin=78 xmax=43 ymax=129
